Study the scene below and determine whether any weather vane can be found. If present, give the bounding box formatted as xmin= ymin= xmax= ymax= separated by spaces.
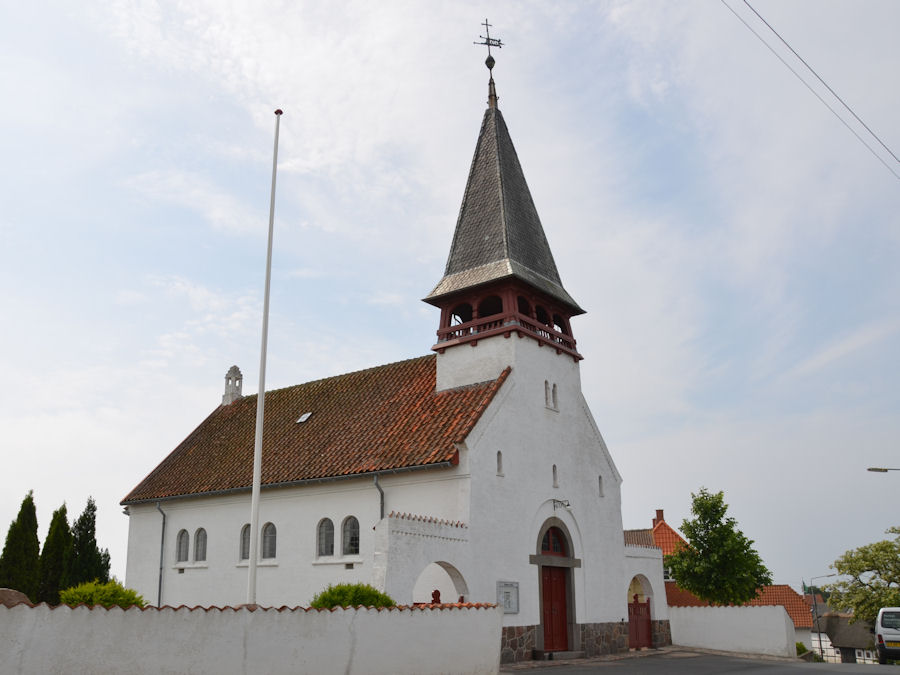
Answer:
xmin=474 ymin=19 xmax=503 ymax=71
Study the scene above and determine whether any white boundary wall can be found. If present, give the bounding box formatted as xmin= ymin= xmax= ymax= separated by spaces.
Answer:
xmin=0 ymin=603 xmax=502 ymax=675
xmin=669 ymin=605 xmax=794 ymax=657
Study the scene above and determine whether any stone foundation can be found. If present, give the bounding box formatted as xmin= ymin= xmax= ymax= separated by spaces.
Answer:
xmin=502 ymin=620 xmax=672 ymax=662
xmin=651 ymin=619 xmax=672 ymax=648
xmin=579 ymin=621 xmax=629 ymax=657
xmin=500 ymin=624 xmax=537 ymax=663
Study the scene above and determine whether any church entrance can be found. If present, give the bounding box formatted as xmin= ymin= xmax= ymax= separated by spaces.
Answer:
xmin=541 ymin=565 xmax=568 ymax=650
xmin=538 ymin=526 xmax=571 ymax=652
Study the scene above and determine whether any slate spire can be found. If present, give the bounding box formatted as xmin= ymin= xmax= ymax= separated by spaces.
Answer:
xmin=425 ymin=56 xmax=582 ymax=314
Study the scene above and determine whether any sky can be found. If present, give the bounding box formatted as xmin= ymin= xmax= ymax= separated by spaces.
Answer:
xmin=1 ymin=1 xmax=898 ymax=594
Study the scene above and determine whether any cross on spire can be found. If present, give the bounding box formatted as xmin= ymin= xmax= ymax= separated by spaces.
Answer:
xmin=474 ymin=18 xmax=503 ymax=71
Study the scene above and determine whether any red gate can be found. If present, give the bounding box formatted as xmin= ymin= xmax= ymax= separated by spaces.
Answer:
xmin=628 ymin=595 xmax=652 ymax=649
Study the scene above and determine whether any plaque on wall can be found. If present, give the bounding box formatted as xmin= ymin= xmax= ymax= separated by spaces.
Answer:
xmin=496 ymin=581 xmax=519 ymax=614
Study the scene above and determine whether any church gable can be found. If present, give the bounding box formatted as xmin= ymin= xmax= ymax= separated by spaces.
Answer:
xmin=122 ymin=355 xmax=509 ymax=504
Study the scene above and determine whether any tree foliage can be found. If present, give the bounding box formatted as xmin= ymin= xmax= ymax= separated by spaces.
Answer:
xmin=60 ymin=578 xmax=145 ymax=609
xmin=69 ymin=497 xmax=110 ymax=586
xmin=825 ymin=526 xmax=900 ymax=625
xmin=0 ymin=491 xmax=41 ymax=601
xmin=310 ymin=583 xmax=395 ymax=609
xmin=37 ymin=504 xmax=73 ymax=605
xmin=664 ymin=488 xmax=772 ymax=605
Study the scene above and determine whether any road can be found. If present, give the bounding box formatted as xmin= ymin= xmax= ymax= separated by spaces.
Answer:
xmin=501 ymin=649 xmax=891 ymax=674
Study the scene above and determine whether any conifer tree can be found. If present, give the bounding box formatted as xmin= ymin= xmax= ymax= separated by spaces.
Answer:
xmin=68 ymin=497 xmax=110 ymax=586
xmin=0 ymin=490 xmax=41 ymax=601
xmin=37 ymin=504 xmax=73 ymax=604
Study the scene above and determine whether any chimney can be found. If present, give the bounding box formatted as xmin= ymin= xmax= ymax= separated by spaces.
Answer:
xmin=653 ymin=509 xmax=664 ymax=527
xmin=222 ymin=365 xmax=243 ymax=405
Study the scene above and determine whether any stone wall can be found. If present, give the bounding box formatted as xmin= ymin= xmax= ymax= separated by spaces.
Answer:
xmin=651 ymin=619 xmax=673 ymax=648
xmin=580 ymin=621 xmax=629 ymax=657
xmin=500 ymin=624 xmax=537 ymax=663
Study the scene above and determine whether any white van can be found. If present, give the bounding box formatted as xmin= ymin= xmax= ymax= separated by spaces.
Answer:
xmin=875 ymin=607 xmax=900 ymax=664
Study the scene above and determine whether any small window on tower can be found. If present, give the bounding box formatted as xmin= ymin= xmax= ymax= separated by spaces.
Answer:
xmin=497 ymin=451 xmax=504 ymax=476
xmin=552 ymin=464 xmax=559 ymax=488
xmin=478 ymin=295 xmax=503 ymax=318
xmin=450 ymin=303 xmax=473 ymax=325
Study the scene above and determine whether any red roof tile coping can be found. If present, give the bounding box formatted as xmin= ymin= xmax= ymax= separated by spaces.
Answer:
xmin=0 ymin=602 xmax=497 ymax=613
xmin=123 ymin=356 xmax=510 ymax=504
xmin=388 ymin=511 xmax=468 ymax=528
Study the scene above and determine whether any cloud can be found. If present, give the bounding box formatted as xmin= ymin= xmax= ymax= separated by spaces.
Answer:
xmin=784 ymin=319 xmax=900 ymax=380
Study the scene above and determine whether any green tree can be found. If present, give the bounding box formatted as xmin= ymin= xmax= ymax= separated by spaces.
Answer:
xmin=664 ymin=488 xmax=772 ymax=605
xmin=37 ymin=504 xmax=73 ymax=605
xmin=825 ymin=526 xmax=900 ymax=625
xmin=60 ymin=578 xmax=145 ymax=609
xmin=68 ymin=497 xmax=110 ymax=586
xmin=0 ymin=491 xmax=41 ymax=601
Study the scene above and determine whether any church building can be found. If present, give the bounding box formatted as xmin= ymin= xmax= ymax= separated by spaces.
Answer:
xmin=122 ymin=48 xmax=670 ymax=662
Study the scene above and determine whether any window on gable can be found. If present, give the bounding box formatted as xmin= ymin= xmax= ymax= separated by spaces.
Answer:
xmin=342 ymin=516 xmax=360 ymax=556
xmin=552 ymin=383 xmax=558 ymax=410
xmin=176 ymin=529 xmax=189 ymax=563
xmin=552 ymin=464 xmax=559 ymax=488
xmin=194 ymin=528 xmax=207 ymax=562
xmin=240 ymin=524 xmax=251 ymax=560
xmin=261 ymin=522 xmax=277 ymax=559
xmin=496 ymin=450 xmax=504 ymax=476
xmin=317 ymin=518 xmax=334 ymax=557
xmin=598 ymin=475 xmax=604 ymax=497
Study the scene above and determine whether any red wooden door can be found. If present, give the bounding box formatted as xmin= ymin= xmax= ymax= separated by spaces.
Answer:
xmin=541 ymin=566 xmax=568 ymax=651
xmin=628 ymin=596 xmax=652 ymax=649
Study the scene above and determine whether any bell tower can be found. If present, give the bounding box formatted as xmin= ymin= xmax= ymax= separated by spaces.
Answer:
xmin=424 ymin=33 xmax=584 ymax=391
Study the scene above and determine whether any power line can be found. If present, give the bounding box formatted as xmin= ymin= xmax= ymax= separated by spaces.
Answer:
xmin=743 ymin=0 xmax=900 ymax=165
xmin=721 ymin=0 xmax=900 ymax=181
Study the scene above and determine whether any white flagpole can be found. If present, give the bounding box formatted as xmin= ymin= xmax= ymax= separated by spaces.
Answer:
xmin=247 ymin=108 xmax=283 ymax=606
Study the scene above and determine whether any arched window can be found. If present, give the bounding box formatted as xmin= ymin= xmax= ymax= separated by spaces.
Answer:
xmin=496 ymin=451 xmax=504 ymax=476
xmin=535 ymin=306 xmax=551 ymax=326
xmin=598 ymin=475 xmax=604 ymax=497
xmin=239 ymin=524 xmax=251 ymax=560
xmin=544 ymin=380 xmax=551 ymax=407
xmin=552 ymin=383 xmax=558 ymax=410
xmin=317 ymin=518 xmax=334 ymax=557
xmin=176 ymin=529 xmax=189 ymax=563
xmin=342 ymin=516 xmax=360 ymax=556
xmin=194 ymin=528 xmax=207 ymax=562
xmin=450 ymin=303 xmax=472 ymax=325
xmin=541 ymin=527 xmax=568 ymax=557
xmin=261 ymin=522 xmax=277 ymax=559
xmin=517 ymin=296 xmax=532 ymax=316
xmin=552 ymin=464 xmax=559 ymax=488
xmin=478 ymin=295 xmax=503 ymax=318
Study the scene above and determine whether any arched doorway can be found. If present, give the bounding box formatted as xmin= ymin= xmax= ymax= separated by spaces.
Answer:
xmin=531 ymin=520 xmax=581 ymax=653
xmin=412 ymin=561 xmax=469 ymax=604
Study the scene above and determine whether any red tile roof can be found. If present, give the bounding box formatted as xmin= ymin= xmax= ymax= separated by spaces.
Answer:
xmin=623 ymin=529 xmax=655 ymax=547
xmin=665 ymin=581 xmax=813 ymax=628
xmin=651 ymin=519 xmax=687 ymax=557
xmin=123 ymin=355 xmax=509 ymax=504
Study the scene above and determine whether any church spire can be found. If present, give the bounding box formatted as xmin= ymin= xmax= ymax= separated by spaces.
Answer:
xmin=425 ymin=26 xmax=583 ymax=361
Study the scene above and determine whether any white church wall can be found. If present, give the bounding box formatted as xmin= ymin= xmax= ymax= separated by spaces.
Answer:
xmin=446 ymin=336 xmax=630 ymax=630
xmin=125 ymin=467 xmax=470 ymax=609
xmin=0 ymin=602 xmax=503 ymax=675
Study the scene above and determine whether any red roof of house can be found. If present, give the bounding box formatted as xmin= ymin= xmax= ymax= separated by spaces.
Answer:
xmin=665 ymin=582 xmax=812 ymax=628
xmin=122 ymin=355 xmax=509 ymax=504
xmin=651 ymin=519 xmax=687 ymax=557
